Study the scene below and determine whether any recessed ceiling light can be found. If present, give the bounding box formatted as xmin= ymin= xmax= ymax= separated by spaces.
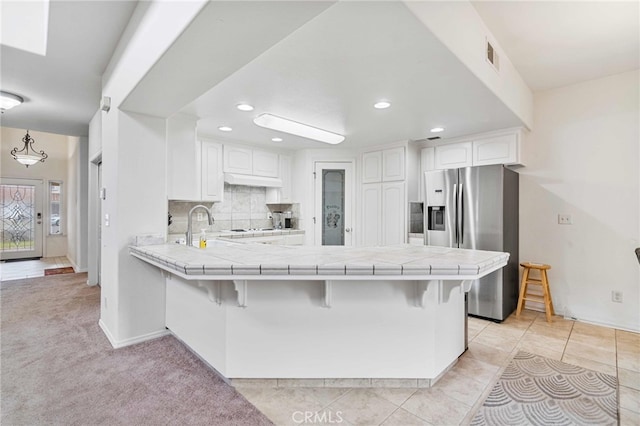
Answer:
xmin=430 ymin=127 xmax=445 ymax=133
xmin=218 ymin=126 xmax=232 ymax=132
xmin=271 ymin=137 xmax=283 ymax=142
xmin=374 ymin=101 xmax=391 ymax=109
xmin=253 ymin=113 xmax=344 ymax=145
xmin=236 ymin=103 xmax=254 ymax=111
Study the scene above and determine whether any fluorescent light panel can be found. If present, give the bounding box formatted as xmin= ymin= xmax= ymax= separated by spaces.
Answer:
xmin=253 ymin=113 xmax=344 ymax=145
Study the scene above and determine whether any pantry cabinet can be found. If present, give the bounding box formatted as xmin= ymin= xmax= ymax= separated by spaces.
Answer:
xmin=361 ymin=181 xmax=406 ymax=246
xmin=362 ymin=147 xmax=405 ymax=183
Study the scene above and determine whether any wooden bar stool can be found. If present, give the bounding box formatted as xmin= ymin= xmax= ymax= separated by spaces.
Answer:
xmin=516 ymin=262 xmax=554 ymax=322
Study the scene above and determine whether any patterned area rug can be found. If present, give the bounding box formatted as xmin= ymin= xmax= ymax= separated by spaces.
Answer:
xmin=43 ymin=266 xmax=75 ymax=276
xmin=472 ymin=351 xmax=618 ymax=426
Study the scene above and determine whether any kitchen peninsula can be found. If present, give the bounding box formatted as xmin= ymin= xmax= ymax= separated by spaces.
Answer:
xmin=131 ymin=241 xmax=508 ymax=385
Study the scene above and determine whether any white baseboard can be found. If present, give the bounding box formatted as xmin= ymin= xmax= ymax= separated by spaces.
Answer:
xmin=99 ymin=319 xmax=170 ymax=349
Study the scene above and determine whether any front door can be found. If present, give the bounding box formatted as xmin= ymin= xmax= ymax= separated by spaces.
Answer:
xmin=314 ymin=162 xmax=354 ymax=246
xmin=0 ymin=178 xmax=44 ymax=260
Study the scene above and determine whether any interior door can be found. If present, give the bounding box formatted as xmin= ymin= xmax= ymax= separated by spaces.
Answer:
xmin=314 ymin=161 xmax=354 ymax=246
xmin=0 ymin=178 xmax=44 ymax=260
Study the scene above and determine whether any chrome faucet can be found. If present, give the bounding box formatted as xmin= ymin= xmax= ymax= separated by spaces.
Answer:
xmin=186 ymin=205 xmax=214 ymax=246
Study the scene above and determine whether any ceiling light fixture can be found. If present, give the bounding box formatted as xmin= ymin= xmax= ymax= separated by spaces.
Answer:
xmin=430 ymin=127 xmax=445 ymax=133
xmin=0 ymin=90 xmax=24 ymax=112
xmin=374 ymin=101 xmax=391 ymax=109
xmin=253 ymin=113 xmax=344 ymax=145
xmin=271 ymin=137 xmax=283 ymax=142
xmin=11 ymin=130 xmax=48 ymax=167
xmin=236 ymin=103 xmax=254 ymax=111
xmin=218 ymin=126 xmax=233 ymax=132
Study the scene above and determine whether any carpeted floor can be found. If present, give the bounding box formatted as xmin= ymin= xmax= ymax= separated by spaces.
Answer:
xmin=0 ymin=273 xmax=273 ymax=425
xmin=472 ymin=351 xmax=618 ymax=426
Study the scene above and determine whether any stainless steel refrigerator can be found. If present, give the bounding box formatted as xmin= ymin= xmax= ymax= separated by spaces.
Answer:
xmin=424 ymin=165 xmax=519 ymax=322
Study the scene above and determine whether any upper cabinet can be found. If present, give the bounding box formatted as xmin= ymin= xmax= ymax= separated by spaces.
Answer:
xmin=362 ymin=147 xmax=405 ymax=183
xmin=266 ymin=155 xmax=293 ymax=203
xmin=362 ymin=151 xmax=382 ymax=183
xmin=253 ymin=150 xmax=279 ymax=178
xmin=167 ymin=116 xmax=223 ymax=202
xmin=427 ymin=128 xmax=523 ymax=171
xmin=434 ymin=142 xmax=473 ymax=169
xmin=223 ymin=145 xmax=279 ymax=177
xmin=223 ymin=146 xmax=252 ymax=175
xmin=382 ymin=147 xmax=405 ymax=181
xmin=472 ymin=133 xmax=520 ymax=166
xmin=201 ymin=141 xmax=223 ymax=201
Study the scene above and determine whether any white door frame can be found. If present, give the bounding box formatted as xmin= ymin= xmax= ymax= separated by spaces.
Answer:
xmin=0 ymin=177 xmax=44 ymax=260
xmin=87 ymin=153 xmax=102 ymax=286
xmin=313 ymin=161 xmax=355 ymax=246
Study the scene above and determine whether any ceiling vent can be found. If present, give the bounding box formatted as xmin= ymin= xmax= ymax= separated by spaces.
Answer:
xmin=486 ymin=39 xmax=500 ymax=72
xmin=427 ymin=136 xmax=441 ymax=141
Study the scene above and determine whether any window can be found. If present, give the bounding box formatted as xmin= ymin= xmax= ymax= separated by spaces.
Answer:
xmin=49 ymin=181 xmax=62 ymax=235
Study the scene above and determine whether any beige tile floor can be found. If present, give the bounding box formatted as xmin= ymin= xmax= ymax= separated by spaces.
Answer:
xmin=0 ymin=256 xmax=73 ymax=281
xmin=236 ymin=310 xmax=640 ymax=426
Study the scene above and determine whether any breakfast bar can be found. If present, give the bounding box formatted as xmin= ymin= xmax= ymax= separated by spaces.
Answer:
xmin=131 ymin=241 xmax=508 ymax=385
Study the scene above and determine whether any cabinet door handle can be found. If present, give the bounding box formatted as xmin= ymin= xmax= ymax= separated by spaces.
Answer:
xmin=345 ymin=227 xmax=352 ymax=232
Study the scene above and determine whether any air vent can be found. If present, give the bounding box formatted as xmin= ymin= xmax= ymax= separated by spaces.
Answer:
xmin=486 ymin=39 xmax=500 ymax=72
xmin=427 ymin=136 xmax=441 ymax=141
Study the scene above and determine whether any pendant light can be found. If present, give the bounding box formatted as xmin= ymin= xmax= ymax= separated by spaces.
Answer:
xmin=10 ymin=130 xmax=48 ymax=167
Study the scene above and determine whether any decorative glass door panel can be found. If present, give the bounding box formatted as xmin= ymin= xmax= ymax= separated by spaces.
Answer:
xmin=314 ymin=162 xmax=354 ymax=246
xmin=321 ymin=170 xmax=345 ymax=245
xmin=0 ymin=178 xmax=44 ymax=260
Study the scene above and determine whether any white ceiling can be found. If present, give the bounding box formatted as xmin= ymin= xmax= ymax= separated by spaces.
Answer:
xmin=471 ymin=1 xmax=640 ymax=91
xmin=0 ymin=0 xmax=136 ymax=136
xmin=1 ymin=1 xmax=638 ymax=141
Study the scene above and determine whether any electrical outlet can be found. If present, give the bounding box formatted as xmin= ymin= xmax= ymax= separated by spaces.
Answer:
xmin=612 ymin=291 xmax=623 ymax=303
xmin=558 ymin=214 xmax=572 ymax=225
xmin=197 ymin=212 xmax=203 ymax=221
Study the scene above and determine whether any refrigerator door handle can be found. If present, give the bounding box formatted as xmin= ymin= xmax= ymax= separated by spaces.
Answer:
xmin=453 ymin=183 xmax=458 ymax=245
xmin=459 ymin=183 xmax=464 ymax=245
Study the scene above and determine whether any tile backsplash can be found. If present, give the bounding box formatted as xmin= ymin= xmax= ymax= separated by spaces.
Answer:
xmin=168 ymin=183 xmax=299 ymax=235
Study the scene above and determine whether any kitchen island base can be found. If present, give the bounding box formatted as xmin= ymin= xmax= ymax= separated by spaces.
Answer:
xmin=165 ymin=275 xmax=467 ymax=383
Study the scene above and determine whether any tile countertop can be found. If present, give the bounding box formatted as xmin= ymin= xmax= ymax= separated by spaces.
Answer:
xmin=129 ymin=241 xmax=509 ymax=280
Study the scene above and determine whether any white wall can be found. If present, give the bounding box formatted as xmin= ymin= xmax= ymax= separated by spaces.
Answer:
xmin=98 ymin=0 xmax=206 ymax=346
xmin=66 ymin=136 xmax=89 ymax=272
xmin=0 ymin=126 xmax=69 ymax=257
xmin=404 ymin=1 xmax=533 ymax=130
xmin=519 ymin=70 xmax=639 ymax=331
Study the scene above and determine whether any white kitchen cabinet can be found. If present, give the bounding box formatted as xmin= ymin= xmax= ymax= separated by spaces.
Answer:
xmin=473 ymin=133 xmax=519 ymax=166
xmin=223 ymin=146 xmax=253 ymax=174
xmin=361 ymin=182 xmax=405 ymax=246
xmin=253 ymin=149 xmax=279 ymax=177
xmin=224 ymin=145 xmax=280 ymax=178
xmin=167 ymin=116 xmax=223 ymax=202
xmin=434 ymin=142 xmax=473 ymax=170
xmin=362 ymin=151 xmax=382 ymax=183
xmin=201 ymin=141 xmax=223 ymax=202
xmin=361 ymin=183 xmax=382 ymax=246
xmin=419 ymin=147 xmax=435 ymax=202
xmin=382 ymin=182 xmax=405 ymax=245
xmin=382 ymin=147 xmax=405 ymax=181
xmin=266 ymin=155 xmax=292 ymax=203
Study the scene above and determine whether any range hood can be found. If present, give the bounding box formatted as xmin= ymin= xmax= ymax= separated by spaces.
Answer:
xmin=224 ymin=173 xmax=282 ymax=188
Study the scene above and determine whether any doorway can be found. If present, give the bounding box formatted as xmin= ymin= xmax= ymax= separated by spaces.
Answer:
xmin=314 ymin=161 xmax=354 ymax=246
xmin=0 ymin=178 xmax=44 ymax=260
